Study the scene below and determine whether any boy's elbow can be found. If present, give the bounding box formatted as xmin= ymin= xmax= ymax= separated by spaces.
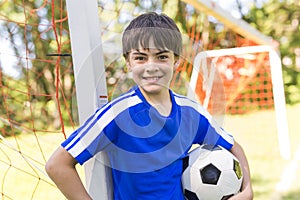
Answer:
xmin=45 ymin=146 xmax=75 ymax=177
xmin=45 ymin=157 xmax=57 ymax=177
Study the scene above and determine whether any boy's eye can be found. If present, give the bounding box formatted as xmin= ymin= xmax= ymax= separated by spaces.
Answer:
xmin=133 ymin=56 xmax=146 ymax=61
xmin=158 ymin=55 xmax=169 ymax=60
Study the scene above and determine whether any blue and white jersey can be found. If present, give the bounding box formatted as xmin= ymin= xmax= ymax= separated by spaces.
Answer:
xmin=62 ymin=85 xmax=234 ymax=200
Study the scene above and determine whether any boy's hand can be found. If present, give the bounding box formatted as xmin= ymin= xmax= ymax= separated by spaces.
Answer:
xmin=229 ymin=189 xmax=253 ymax=200
xmin=229 ymin=142 xmax=253 ymax=200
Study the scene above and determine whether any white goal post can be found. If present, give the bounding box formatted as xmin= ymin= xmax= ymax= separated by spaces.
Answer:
xmin=188 ymin=45 xmax=291 ymax=160
xmin=66 ymin=0 xmax=113 ymax=199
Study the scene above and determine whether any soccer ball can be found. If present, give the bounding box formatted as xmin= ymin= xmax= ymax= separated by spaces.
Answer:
xmin=181 ymin=144 xmax=243 ymax=200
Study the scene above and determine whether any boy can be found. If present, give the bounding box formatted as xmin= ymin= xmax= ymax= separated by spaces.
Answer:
xmin=46 ymin=12 xmax=253 ymax=200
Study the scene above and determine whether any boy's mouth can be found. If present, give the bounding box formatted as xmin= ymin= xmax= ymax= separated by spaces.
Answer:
xmin=142 ymin=76 xmax=164 ymax=84
xmin=144 ymin=76 xmax=160 ymax=81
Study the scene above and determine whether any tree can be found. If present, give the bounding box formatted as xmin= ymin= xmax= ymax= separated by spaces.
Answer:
xmin=0 ymin=0 xmax=73 ymax=136
xmin=241 ymin=0 xmax=300 ymax=104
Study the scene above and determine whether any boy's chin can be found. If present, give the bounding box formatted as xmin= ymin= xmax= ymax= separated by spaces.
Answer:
xmin=139 ymin=85 xmax=168 ymax=95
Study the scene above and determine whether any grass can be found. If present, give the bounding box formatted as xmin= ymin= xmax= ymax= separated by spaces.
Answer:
xmin=224 ymin=103 xmax=300 ymax=200
xmin=0 ymin=128 xmax=84 ymax=200
xmin=0 ymin=103 xmax=300 ymax=199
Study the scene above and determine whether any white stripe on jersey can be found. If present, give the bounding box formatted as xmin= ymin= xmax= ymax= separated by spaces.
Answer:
xmin=64 ymin=90 xmax=137 ymax=150
xmin=68 ymin=92 xmax=142 ymax=158
xmin=174 ymin=95 xmax=234 ymax=144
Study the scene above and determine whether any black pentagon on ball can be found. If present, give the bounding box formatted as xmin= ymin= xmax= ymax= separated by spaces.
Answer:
xmin=200 ymin=163 xmax=221 ymax=185
xmin=184 ymin=189 xmax=200 ymax=200
xmin=182 ymin=156 xmax=189 ymax=173
xmin=233 ymin=159 xmax=243 ymax=179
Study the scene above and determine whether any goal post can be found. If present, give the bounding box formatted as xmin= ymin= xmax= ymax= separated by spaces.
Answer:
xmin=66 ymin=0 xmax=112 ymax=199
xmin=188 ymin=45 xmax=291 ymax=160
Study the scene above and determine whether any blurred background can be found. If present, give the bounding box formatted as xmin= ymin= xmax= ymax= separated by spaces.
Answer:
xmin=0 ymin=0 xmax=299 ymax=199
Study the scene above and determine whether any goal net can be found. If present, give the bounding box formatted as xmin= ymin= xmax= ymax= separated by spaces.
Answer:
xmin=0 ymin=0 xmax=289 ymax=199
xmin=0 ymin=0 xmax=73 ymax=199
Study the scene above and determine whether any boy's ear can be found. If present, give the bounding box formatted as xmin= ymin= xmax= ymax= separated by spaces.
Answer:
xmin=174 ymin=58 xmax=180 ymax=69
xmin=125 ymin=60 xmax=132 ymax=72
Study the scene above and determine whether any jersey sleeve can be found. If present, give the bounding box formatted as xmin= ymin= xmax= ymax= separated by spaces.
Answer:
xmin=194 ymin=111 xmax=234 ymax=151
xmin=173 ymin=94 xmax=234 ymax=151
xmin=61 ymin=106 xmax=113 ymax=165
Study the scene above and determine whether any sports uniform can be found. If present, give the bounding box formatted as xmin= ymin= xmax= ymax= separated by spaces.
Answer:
xmin=62 ymin=85 xmax=234 ymax=200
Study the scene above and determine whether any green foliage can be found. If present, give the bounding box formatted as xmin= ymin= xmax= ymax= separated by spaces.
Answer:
xmin=0 ymin=0 xmax=74 ymax=136
xmin=243 ymin=0 xmax=300 ymax=104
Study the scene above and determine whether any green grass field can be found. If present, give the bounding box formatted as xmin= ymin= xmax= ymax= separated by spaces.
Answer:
xmin=224 ymin=103 xmax=300 ymax=200
xmin=1 ymin=103 xmax=300 ymax=199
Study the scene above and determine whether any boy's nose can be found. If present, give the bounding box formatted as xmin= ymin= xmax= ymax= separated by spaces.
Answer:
xmin=145 ymin=63 xmax=159 ymax=72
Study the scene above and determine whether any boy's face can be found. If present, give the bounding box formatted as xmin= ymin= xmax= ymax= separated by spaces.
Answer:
xmin=126 ymin=46 xmax=178 ymax=96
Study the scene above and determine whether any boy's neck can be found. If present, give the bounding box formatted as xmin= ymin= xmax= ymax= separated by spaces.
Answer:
xmin=139 ymin=87 xmax=172 ymax=116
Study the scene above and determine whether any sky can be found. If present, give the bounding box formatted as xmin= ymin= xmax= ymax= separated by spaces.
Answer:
xmin=218 ymin=0 xmax=267 ymax=18
xmin=0 ymin=33 xmax=22 ymax=78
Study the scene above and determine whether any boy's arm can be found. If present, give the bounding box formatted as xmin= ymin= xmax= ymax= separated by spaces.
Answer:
xmin=229 ymin=141 xmax=253 ymax=200
xmin=45 ymin=146 xmax=92 ymax=200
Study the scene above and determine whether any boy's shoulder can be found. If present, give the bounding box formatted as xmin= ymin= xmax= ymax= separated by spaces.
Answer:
xmin=172 ymin=91 xmax=210 ymax=116
xmin=172 ymin=91 xmax=198 ymax=106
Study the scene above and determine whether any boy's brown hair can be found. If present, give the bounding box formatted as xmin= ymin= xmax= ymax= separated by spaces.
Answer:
xmin=122 ymin=12 xmax=182 ymax=59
